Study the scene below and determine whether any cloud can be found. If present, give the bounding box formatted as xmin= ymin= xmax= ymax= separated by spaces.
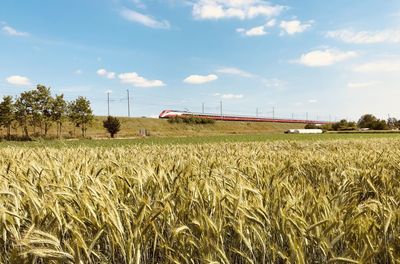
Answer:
xmin=353 ymin=60 xmax=400 ymax=73
xmin=280 ymin=20 xmax=312 ymax=35
xmin=120 ymin=8 xmax=170 ymax=29
xmin=237 ymin=25 xmax=267 ymax=36
xmin=6 ymin=75 xmax=31 ymax=86
xmin=184 ymin=74 xmax=218 ymax=84
xmin=297 ymin=49 xmax=358 ymax=67
xmin=75 ymin=69 xmax=83 ymax=75
xmin=216 ymin=67 xmax=255 ymax=77
xmin=308 ymin=99 xmax=317 ymax=103
xmin=347 ymin=81 xmax=377 ymax=88
xmin=192 ymin=0 xmax=285 ymax=20
xmin=119 ymin=72 xmax=166 ymax=87
xmin=97 ymin=69 xmax=116 ymax=79
xmin=236 ymin=19 xmax=276 ymax=37
xmin=326 ymin=29 xmax=400 ymax=44
xmin=1 ymin=25 xmax=29 ymax=37
xmin=222 ymin=93 xmax=243 ymax=99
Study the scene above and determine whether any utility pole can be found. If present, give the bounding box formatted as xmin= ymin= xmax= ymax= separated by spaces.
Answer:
xmin=107 ymin=91 xmax=110 ymax=116
xmin=127 ymin=89 xmax=131 ymax=117
xmin=291 ymin=113 xmax=294 ymax=120
xmin=202 ymin=103 xmax=205 ymax=114
xmin=272 ymin=107 xmax=275 ymax=119
xmin=220 ymin=101 xmax=223 ymax=117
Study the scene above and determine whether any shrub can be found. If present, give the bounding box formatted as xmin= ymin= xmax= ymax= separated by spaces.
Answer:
xmin=168 ymin=116 xmax=215 ymax=124
xmin=103 ymin=116 xmax=121 ymax=138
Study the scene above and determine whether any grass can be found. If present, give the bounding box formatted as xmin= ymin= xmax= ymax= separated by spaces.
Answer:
xmin=1 ymin=132 xmax=400 ymax=148
xmin=0 ymin=136 xmax=400 ymax=263
xmin=2 ymin=117 xmax=305 ymax=139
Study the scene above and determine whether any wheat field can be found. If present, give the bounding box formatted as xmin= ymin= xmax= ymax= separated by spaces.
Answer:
xmin=0 ymin=138 xmax=399 ymax=263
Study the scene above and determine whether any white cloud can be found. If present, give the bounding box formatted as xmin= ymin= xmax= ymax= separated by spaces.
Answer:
xmin=308 ymin=99 xmax=317 ymax=103
xmin=97 ymin=69 xmax=116 ymax=79
xmin=236 ymin=19 xmax=276 ymax=37
xmin=280 ymin=20 xmax=312 ymax=35
xmin=216 ymin=67 xmax=255 ymax=77
xmin=184 ymin=74 xmax=218 ymax=84
xmin=120 ymin=8 xmax=170 ymax=29
xmin=297 ymin=49 xmax=358 ymax=67
xmin=347 ymin=81 xmax=377 ymax=88
xmin=75 ymin=69 xmax=82 ymax=75
xmin=2 ymin=25 xmax=29 ymax=37
xmin=326 ymin=29 xmax=400 ymax=44
xmin=192 ymin=0 xmax=285 ymax=20
xmin=119 ymin=72 xmax=165 ymax=87
xmin=222 ymin=93 xmax=243 ymax=99
xmin=242 ymin=25 xmax=267 ymax=36
xmin=353 ymin=60 xmax=400 ymax=73
xmin=6 ymin=75 xmax=31 ymax=86
xmin=266 ymin=19 xmax=276 ymax=27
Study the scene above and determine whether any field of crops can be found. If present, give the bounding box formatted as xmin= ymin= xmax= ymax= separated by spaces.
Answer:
xmin=0 ymin=138 xmax=399 ymax=263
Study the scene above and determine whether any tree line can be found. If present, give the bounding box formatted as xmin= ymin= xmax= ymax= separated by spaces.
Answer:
xmin=306 ymin=114 xmax=400 ymax=131
xmin=0 ymin=85 xmax=94 ymax=139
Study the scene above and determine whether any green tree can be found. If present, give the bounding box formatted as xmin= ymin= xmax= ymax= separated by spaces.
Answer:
xmin=387 ymin=117 xmax=398 ymax=129
xmin=371 ymin=120 xmax=388 ymax=130
xmin=32 ymin=85 xmax=53 ymax=136
xmin=0 ymin=96 xmax=15 ymax=138
xmin=332 ymin=119 xmax=357 ymax=131
xmin=304 ymin=123 xmax=318 ymax=129
xmin=68 ymin=97 xmax=94 ymax=137
xmin=358 ymin=114 xmax=377 ymax=129
xmin=51 ymin=94 xmax=67 ymax=138
xmin=103 ymin=116 xmax=121 ymax=138
xmin=15 ymin=90 xmax=35 ymax=137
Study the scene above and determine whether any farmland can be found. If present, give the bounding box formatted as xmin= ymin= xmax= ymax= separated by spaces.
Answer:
xmin=0 ymin=136 xmax=399 ymax=263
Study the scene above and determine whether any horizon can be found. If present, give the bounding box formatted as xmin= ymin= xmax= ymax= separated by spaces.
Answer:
xmin=1 ymin=0 xmax=400 ymax=121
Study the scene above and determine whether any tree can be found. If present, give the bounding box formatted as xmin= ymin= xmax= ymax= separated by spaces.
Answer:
xmin=0 ymin=96 xmax=15 ymax=137
xmin=371 ymin=120 xmax=388 ymax=130
xmin=51 ymin=94 xmax=67 ymax=138
xmin=32 ymin=85 xmax=53 ymax=136
xmin=332 ymin=119 xmax=357 ymax=131
xmin=358 ymin=114 xmax=377 ymax=129
xmin=68 ymin=97 xmax=94 ymax=137
xmin=103 ymin=116 xmax=121 ymax=138
xmin=387 ymin=117 xmax=399 ymax=129
xmin=15 ymin=90 xmax=35 ymax=137
xmin=305 ymin=123 xmax=318 ymax=129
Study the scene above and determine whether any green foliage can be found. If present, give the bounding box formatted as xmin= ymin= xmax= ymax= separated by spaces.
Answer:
xmin=51 ymin=94 xmax=67 ymax=138
xmin=103 ymin=116 xmax=121 ymax=138
xmin=332 ymin=119 xmax=357 ymax=131
xmin=358 ymin=114 xmax=377 ymax=128
xmin=68 ymin=96 xmax=94 ymax=137
xmin=304 ymin=123 xmax=318 ymax=129
xmin=0 ymin=96 xmax=15 ymax=137
xmin=168 ymin=116 xmax=215 ymax=124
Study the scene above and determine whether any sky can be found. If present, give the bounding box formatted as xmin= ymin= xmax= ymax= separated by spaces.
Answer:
xmin=1 ymin=0 xmax=400 ymax=121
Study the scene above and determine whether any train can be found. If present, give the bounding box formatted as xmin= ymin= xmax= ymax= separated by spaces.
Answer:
xmin=159 ymin=110 xmax=331 ymax=124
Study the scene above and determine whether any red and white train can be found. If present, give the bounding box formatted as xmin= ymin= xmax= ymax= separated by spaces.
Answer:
xmin=159 ymin=110 xmax=331 ymax=124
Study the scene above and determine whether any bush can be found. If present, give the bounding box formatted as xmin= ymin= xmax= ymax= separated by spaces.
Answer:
xmin=103 ymin=116 xmax=121 ymax=138
xmin=168 ymin=116 xmax=215 ymax=124
xmin=332 ymin=119 xmax=357 ymax=131
xmin=305 ymin=123 xmax=318 ymax=129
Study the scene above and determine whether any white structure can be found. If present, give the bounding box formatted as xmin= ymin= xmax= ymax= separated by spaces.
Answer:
xmin=286 ymin=129 xmax=323 ymax=134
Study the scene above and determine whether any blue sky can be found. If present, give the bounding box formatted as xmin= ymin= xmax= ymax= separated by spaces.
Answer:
xmin=1 ymin=0 xmax=400 ymax=121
